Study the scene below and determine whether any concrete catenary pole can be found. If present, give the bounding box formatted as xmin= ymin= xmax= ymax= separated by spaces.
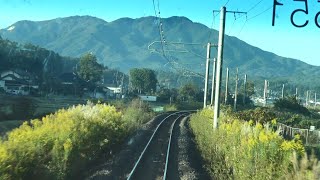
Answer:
xmin=264 ymin=80 xmax=268 ymax=107
xmin=315 ymin=92 xmax=317 ymax=108
xmin=234 ymin=68 xmax=239 ymax=111
xmin=281 ymin=84 xmax=285 ymax=99
xmin=306 ymin=90 xmax=309 ymax=107
xmin=243 ymin=74 xmax=247 ymax=105
xmin=203 ymin=43 xmax=211 ymax=108
xmin=224 ymin=67 xmax=229 ymax=104
xmin=213 ymin=6 xmax=226 ymax=129
xmin=211 ymin=58 xmax=217 ymax=105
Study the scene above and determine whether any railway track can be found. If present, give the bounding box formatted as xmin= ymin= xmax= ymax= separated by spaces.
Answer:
xmin=127 ymin=111 xmax=191 ymax=180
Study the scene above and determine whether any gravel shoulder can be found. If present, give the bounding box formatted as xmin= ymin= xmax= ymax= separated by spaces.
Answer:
xmin=175 ymin=116 xmax=211 ymax=179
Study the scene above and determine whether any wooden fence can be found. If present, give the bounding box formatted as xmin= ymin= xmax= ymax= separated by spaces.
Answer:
xmin=277 ymin=123 xmax=320 ymax=145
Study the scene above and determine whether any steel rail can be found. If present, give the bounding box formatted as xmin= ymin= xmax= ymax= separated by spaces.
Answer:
xmin=127 ymin=110 xmax=196 ymax=179
xmin=163 ymin=114 xmax=186 ymax=180
xmin=127 ymin=111 xmax=184 ymax=179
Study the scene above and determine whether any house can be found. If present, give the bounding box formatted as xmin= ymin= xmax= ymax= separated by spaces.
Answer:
xmin=59 ymin=72 xmax=77 ymax=85
xmin=106 ymin=86 xmax=122 ymax=98
xmin=84 ymin=86 xmax=111 ymax=99
xmin=0 ymin=70 xmax=38 ymax=95
xmin=57 ymin=72 xmax=78 ymax=95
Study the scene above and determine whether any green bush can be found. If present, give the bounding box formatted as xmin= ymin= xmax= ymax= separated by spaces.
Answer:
xmin=175 ymin=101 xmax=202 ymax=110
xmin=0 ymin=101 xmax=151 ymax=179
xmin=232 ymin=107 xmax=276 ymax=124
xmin=274 ymin=96 xmax=310 ymax=115
xmin=122 ymin=99 xmax=154 ymax=132
xmin=164 ymin=104 xmax=177 ymax=111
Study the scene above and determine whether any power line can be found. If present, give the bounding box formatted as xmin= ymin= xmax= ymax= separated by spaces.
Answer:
xmin=236 ymin=0 xmax=265 ymax=19
xmin=237 ymin=18 xmax=248 ymax=36
xmin=207 ymin=11 xmax=216 ymax=42
xmin=224 ymin=0 xmax=230 ymax=7
xmin=227 ymin=13 xmax=237 ymax=35
xmin=152 ymin=0 xmax=177 ymax=67
xmin=236 ymin=1 xmax=270 ymax=36
xmin=152 ymin=0 xmax=158 ymax=18
xmin=247 ymin=5 xmax=273 ymax=21
xmin=150 ymin=0 xmax=212 ymax=78
xmin=247 ymin=0 xmax=264 ymax=13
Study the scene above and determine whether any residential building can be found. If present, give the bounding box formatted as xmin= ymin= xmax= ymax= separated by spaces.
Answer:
xmin=0 ymin=70 xmax=38 ymax=95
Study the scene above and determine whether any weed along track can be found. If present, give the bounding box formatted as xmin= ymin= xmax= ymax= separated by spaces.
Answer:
xmin=127 ymin=111 xmax=188 ymax=180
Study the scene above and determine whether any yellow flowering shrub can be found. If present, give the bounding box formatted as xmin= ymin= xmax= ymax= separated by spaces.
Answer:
xmin=0 ymin=103 xmax=135 ymax=180
xmin=190 ymin=109 xmax=313 ymax=180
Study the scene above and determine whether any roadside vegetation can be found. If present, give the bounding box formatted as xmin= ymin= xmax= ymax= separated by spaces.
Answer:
xmin=190 ymin=108 xmax=320 ymax=179
xmin=0 ymin=99 xmax=153 ymax=180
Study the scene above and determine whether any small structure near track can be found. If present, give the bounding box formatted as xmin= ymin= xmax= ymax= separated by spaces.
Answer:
xmin=139 ymin=95 xmax=157 ymax=102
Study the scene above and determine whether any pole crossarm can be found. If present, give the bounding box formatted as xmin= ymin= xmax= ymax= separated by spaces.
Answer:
xmin=226 ymin=10 xmax=247 ymax=14
xmin=213 ymin=10 xmax=247 ymax=14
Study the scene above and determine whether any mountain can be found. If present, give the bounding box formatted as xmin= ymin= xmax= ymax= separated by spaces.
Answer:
xmin=1 ymin=15 xmax=319 ymax=87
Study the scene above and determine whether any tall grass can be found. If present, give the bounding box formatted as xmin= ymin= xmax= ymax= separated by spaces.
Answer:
xmin=0 ymin=100 xmax=154 ymax=180
xmin=190 ymin=108 xmax=320 ymax=179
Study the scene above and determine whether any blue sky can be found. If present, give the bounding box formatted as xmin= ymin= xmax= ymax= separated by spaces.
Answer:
xmin=0 ymin=0 xmax=319 ymax=66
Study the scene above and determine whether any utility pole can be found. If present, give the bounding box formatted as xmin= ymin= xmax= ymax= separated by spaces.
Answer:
xmin=306 ymin=90 xmax=309 ymax=107
xmin=213 ymin=6 xmax=226 ymax=129
xmin=281 ymin=84 xmax=285 ymax=99
xmin=315 ymin=92 xmax=317 ymax=108
xmin=264 ymin=80 xmax=268 ymax=107
xmin=203 ymin=43 xmax=211 ymax=108
xmin=309 ymin=91 xmax=312 ymax=106
xmin=234 ymin=68 xmax=239 ymax=111
xmin=243 ymin=74 xmax=247 ymax=105
xmin=210 ymin=58 xmax=217 ymax=105
xmin=224 ymin=67 xmax=229 ymax=104
xmin=212 ymin=7 xmax=246 ymax=129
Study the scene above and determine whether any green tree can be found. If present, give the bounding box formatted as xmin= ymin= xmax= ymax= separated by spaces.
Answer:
xmin=245 ymin=81 xmax=255 ymax=97
xmin=78 ymin=53 xmax=104 ymax=84
xmin=273 ymin=96 xmax=310 ymax=115
xmin=130 ymin=68 xmax=157 ymax=94
xmin=178 ymin=83 xmax=200 ymax=102
xmin=157 ymin=88 xmax=178 ymax=103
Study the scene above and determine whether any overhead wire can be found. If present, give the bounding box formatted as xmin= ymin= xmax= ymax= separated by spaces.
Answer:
xmin=224 ymin=0 xmax=231 ymax=7
xmin=247 ymin=5 xmax=273 ymax=21
xmin=150 ymin=0 xmax=207 ymax=78
xmin=237 ymin=17 xmax=248 ymax=36
xmin=227 ymin=12 xmax=237 ymax=35
xmin=207 ymin=11 xmax=216 ymax=42
xmin=236 ymin=0 xmax=270 ymax=36
xmin=152 ymin=0 xmax=166 ymax=59
xmin=247 ymin=0 xmax=264 ymax=13
xmin=236 ymin=4 xmax=273 ymax=36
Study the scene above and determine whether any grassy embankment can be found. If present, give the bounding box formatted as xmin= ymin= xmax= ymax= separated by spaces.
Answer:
xmin=0 ymin=99 xmax=153 ymax=180
xmin=190 ymin=108 xmax=320 ymax=179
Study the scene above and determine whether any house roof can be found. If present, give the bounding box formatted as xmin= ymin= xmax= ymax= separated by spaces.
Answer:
xmin=1 ymin=69 xmax=31 ymax=78
xmin=0 ymin=74 xmax=28 ymax=83
xmin=0 ymin=74 xmax=40 ymax=87
xmin=4 ymin=79 xmax=30 ymax=86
